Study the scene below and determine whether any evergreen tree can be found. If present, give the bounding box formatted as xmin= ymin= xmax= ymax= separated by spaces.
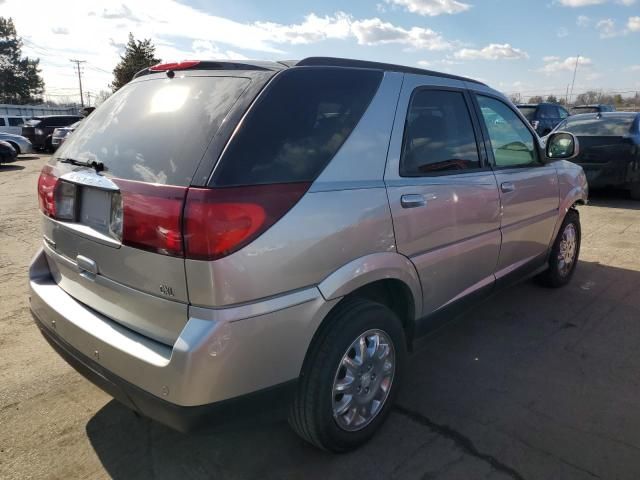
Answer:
xmin=0 ymin=17 xmax=45 ymax=104
xmin=111 ymin=33 xmax=160 ymax=91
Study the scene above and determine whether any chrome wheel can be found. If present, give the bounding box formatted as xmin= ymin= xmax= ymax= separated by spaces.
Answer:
xmin=558 ymin=223 xmax=577 ymax=277
xmin=332 ymin=329 xmax=395 ymax=432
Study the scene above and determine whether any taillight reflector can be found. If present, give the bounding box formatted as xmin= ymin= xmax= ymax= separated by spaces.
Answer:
xmin=149 ymin=60 xmax=201 ymax=72
xmin=184 ymin=183 xmax=310 ymax=261
xmin=37 ymin=165 xmax=58 ymax=218
xmin=114 ymin=179 xmax=187 ymax=257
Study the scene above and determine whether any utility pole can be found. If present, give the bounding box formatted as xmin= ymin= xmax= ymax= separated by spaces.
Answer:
xmin=69 ymin=59 xmax=86 ymax=107
xmin=568 ymin=54 xmax=580 ymax=106
xmin=565 ymin=84 xmax=570 ymax=105
xmin=86 ymin=91 xmax=92 ymax=107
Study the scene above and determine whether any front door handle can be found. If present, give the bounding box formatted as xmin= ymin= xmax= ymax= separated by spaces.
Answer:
xmin=401 ymin=194 xmax=426 ymax=209
xmin=501 ymin=182 xmax=515 ymax=193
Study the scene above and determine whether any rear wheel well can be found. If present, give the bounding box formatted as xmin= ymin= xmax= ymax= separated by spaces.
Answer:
xmin=340 ymin=279 xmax=416 ymax=347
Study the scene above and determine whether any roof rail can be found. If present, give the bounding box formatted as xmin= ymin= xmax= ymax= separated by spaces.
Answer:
xmin=295 ymin=57 xmax=486 ymax=85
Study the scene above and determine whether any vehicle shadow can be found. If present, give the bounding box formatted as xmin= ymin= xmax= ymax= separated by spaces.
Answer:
xmin=86 ymin=259 xmax=640 ymax=479
xmin=17 ymin=155 xmax=42 ymax=161
xmin=0 ymin=164 xmax=25 ymax=172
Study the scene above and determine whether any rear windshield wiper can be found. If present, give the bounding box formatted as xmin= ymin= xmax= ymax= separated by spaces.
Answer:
xmin=58 ymin=157 xmax=105 ymax=172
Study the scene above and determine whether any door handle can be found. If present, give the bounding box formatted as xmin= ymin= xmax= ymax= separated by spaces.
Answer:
xmin=400 ymin=194 xmax=426 ymax=208
xmin=500 ymin=182 xmax=515 ymax=193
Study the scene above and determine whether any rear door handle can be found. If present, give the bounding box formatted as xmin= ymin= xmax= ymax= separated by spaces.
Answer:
xmin=501 ymin=182 xmax=515 ymax=193
xmin=401 ymin=194 xmax=426 ymax=209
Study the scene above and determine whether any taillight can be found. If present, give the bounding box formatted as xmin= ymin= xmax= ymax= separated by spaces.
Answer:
xmin=37 ymin=165 xmax=58 ymax=217
xmin=183 ymin=183 xmax=310 ymax=261
xmin=114 ymin=179 xmax=187 ymax=256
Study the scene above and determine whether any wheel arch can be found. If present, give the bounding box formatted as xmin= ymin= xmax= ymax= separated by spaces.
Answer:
xmin=316 ymin=252 xmax=422 ymax=347
xmin=6 ymin=141 xmax=20 ymax=154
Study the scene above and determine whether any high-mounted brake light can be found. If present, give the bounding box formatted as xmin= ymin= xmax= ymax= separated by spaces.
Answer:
xmin=183 ymin=183 xmax=310 ymax=261
xmin=149 ymin=60 xmax=201 ymax=72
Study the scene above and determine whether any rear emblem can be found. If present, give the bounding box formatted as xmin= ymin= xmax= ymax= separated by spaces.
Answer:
xmin=160 ymin=284 xmax=175 ymax=297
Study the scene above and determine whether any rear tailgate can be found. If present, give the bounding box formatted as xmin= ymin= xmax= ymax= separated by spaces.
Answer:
xmin=40 ymin=72 xmax=264 ymax=345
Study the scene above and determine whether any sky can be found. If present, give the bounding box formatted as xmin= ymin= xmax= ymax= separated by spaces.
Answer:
xmin=2 ymin=0 xmax=639 ymax=103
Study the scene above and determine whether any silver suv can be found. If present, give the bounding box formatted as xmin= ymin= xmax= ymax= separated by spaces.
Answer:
xmin=29 ymin=57 xmax=587 ymax=452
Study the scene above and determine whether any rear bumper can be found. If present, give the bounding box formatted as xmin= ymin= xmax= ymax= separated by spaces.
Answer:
xmin=578 ymin=160 xmax=638 ymax=189
xmin=33 ymin=314 xmax=295 ymax=431
xmin=29 ymin=247 xmax=337 ymax=429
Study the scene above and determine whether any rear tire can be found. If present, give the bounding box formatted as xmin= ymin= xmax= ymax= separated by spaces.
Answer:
xmin=536 ymin=209 xmax=581 ymax=288
xmin=289 ymin=298 xmax=406 ymax=452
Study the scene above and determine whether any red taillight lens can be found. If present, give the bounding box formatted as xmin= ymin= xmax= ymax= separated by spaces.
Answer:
xmin=149 ymin=60 xmax=201 ymax=72
xmin=184 ymin=183 xmax=310 ymax=261
xmin=37 ymin=165 xmax=58 ymax=217
xmin=115 ymin=179 xmax=187 ymax=257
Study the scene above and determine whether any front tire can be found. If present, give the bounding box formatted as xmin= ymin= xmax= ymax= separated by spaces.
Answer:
xmin=289 ymin=298 xmax=406 ymax=452
xmin=537 ymin=209 xmax=581 ymax=288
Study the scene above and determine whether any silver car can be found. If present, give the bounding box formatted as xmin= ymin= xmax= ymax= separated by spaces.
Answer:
xmin=0 ymin=132 xmax=33 ymax=155
xmin=51 ymin=121 xmax=82 ymax=150
xmin=29 ymin=58 xmax=587 ymax=452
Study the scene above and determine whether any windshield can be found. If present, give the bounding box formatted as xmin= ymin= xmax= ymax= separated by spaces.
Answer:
xmin=517 ymin=106 xmax=537 ymax=121
xmin=55 ymin=75 xmax=251 ymax=186
xmin=561 ymin=115 xmax=635 ymax=136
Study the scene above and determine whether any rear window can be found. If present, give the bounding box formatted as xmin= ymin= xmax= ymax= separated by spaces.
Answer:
xmin=517 ymin=106 xmax=537 ymax=121
xmin=25 ymin=118 xmax=41 ymax=126
xmin=212 ymin=67 xmax=383 ymax=186
xmin=561 ymin=115 xmax=635 ymax=136
xmin=55 ymin=76 xmax=251 ymax=186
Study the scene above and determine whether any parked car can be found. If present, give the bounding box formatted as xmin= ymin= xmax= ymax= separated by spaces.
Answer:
xmin=29 ymin=57 xmax=587 ymax=452
xmin=0 ymin=132 xmax=33 ymax=155
xmin=553 ymin=112 xmax=640 ymax=199
xmin=51 ymin=121 xmax=82 ymax=150
xmin=517 ymin=103 xmax=570 ymax=136
xmin=570 ymin=104 xmax=616 ymax=115
xmin=0 ymin=140 xmax=18 ymax=164
xmin=21 ymin=115 xmax=83 ymax=151
xmin=0 ymin=115 xmax=29 ymax=135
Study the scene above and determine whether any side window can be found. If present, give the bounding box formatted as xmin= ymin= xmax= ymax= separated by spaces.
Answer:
xmin=400 ymin=89 xmax=480 ymax=176
xmin=8 ymin=117 xmax=24 ymax=126
xmin=558 ymin=107 xmax=569 ymax=119
xmin=0 ymin=118 xmax=5 ymax=127
xmin=477 ymin=95 xmax=538 ymax=168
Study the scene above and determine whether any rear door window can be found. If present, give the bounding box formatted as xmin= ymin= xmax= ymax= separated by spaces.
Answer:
xmin=0 ymin=118 xmax=5 ymax=127
xmin=8 ymin=117 xmax=24 ymax=126
xmin=55 ymin=76 xmax=251 ymax=186
xmin=211 ymin=67 xmax=382 ymax=186
xmin=400 ymin=89 xmax=481 ymax=176
xmin=517 ymin=106 xmax=537 ymax=122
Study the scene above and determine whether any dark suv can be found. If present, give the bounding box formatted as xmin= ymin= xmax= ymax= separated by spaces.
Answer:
xmin=517 ymin=103 xmax=569 ymax=136
xmin=22 ymin=115 xmax=83 ymax=151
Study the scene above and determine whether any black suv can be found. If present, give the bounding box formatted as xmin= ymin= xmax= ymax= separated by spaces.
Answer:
xmin=516 ymin=103 xmax=569 ymax=136
xmin=21 ymin=115 xmax=83 ymax=151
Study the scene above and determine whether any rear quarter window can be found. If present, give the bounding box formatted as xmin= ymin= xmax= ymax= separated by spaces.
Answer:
xmin=211 ymin=67 xmax=383 ymax=186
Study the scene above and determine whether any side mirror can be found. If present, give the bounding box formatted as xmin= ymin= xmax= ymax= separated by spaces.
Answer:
xmin=545 ymin=131 xmax=579 ymax=161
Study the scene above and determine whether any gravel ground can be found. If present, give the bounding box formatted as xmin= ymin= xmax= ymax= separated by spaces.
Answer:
xmin=1 ymin=154 xmax=640 ymax=479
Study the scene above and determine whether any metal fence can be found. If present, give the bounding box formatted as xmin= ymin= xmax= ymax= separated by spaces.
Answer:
xmin=0 ymin=104 xmax=80 ymax=117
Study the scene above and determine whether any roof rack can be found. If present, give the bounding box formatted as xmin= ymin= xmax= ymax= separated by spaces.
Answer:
xmin=295 ymin=57 xmax=486 ymax=85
